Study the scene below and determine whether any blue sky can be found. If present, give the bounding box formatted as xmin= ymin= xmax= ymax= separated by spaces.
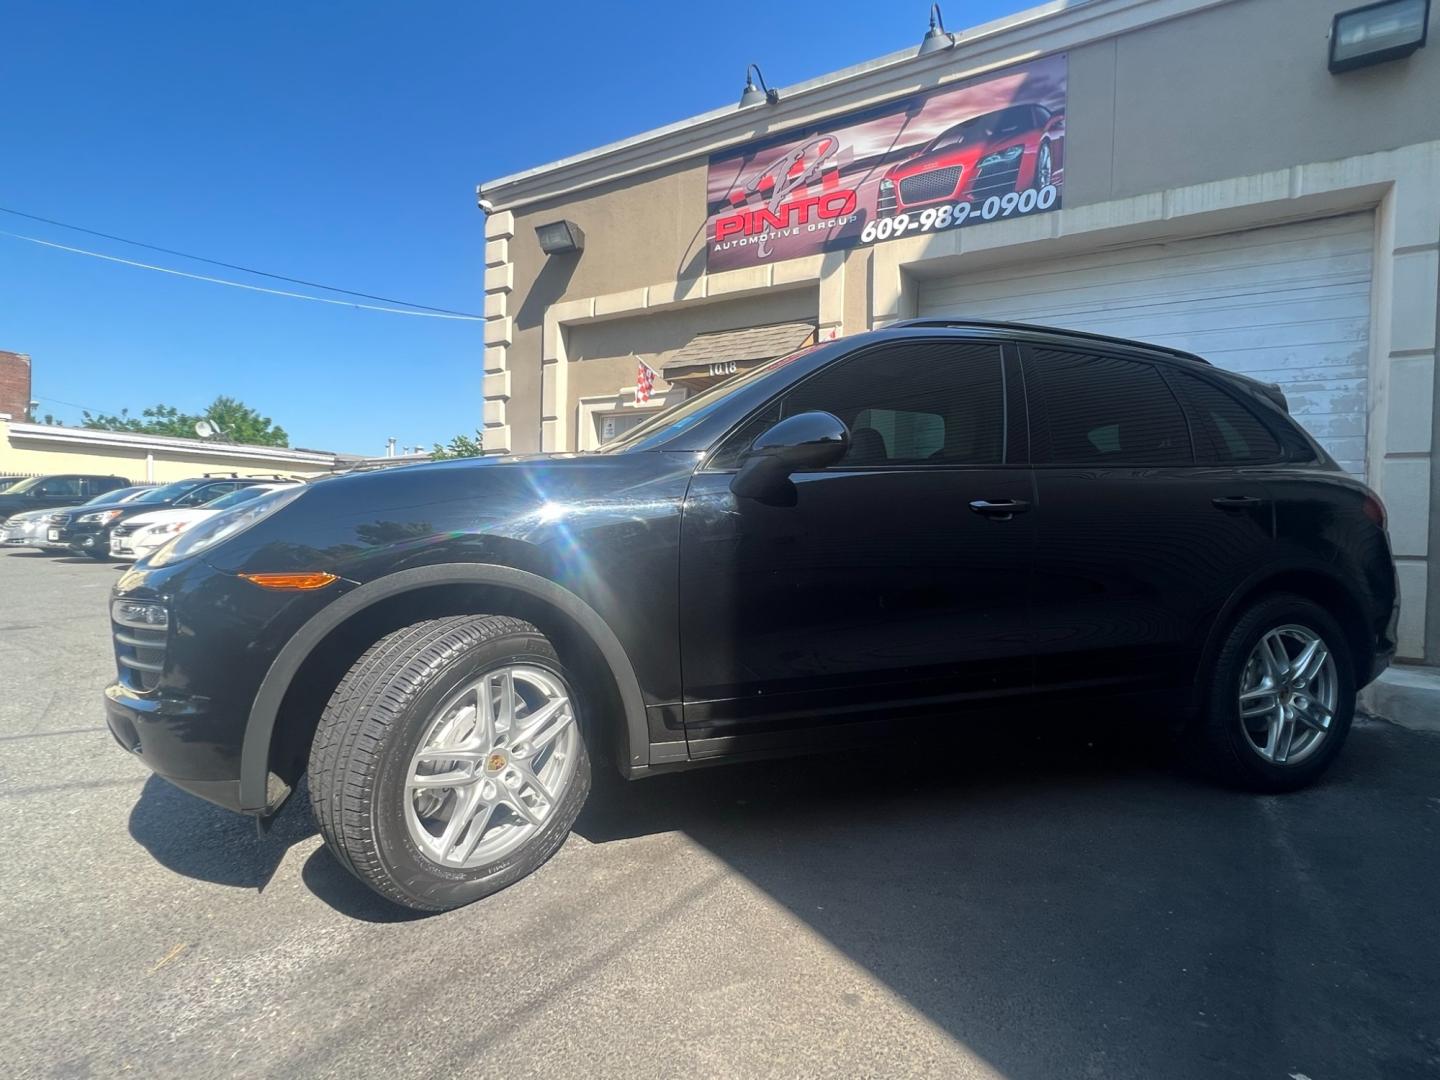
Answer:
xmin=2 ymin=1 xmax=1028 ymax=454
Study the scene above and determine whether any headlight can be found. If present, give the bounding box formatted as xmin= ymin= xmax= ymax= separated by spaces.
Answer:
xmin=142 ymin=520 xmax=190 ymax=537
xmin=879 ymin=178 xmax=895 ymax=193
xmin=112 ymin=599 xmax=169 ymax=630
xmin=978 ymin=144 xmax=1025 ymax=168
xmin=146 ymin=486 xmax=307 ymax=568
xmin=78 ymin=509 xmax=124 ymax=524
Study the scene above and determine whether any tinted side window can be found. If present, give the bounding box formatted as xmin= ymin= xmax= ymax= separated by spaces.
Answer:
xmin=713 ymin=341 xmax=1006 ymax=469
xmin=37 ymin=476 xmax=84 ymax=498
xmin=1027 ymin=349 xmax=1192 ymax=466
xmin=1165 ymin=369 xmax=1282 ymax=464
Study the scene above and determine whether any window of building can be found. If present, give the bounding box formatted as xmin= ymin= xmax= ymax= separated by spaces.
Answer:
xmin=712 ymin=341 xmax=1006 ymax=469
xmin=1165 ymin=368 xmax=1283 ymax=464
xmin=1027 ymin=348 xmax=1192 ymax=466
xmin=597 ymin=409 xmax=657 ymax=446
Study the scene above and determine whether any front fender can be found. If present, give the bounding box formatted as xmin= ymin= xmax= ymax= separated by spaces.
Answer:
xmin=237 ymin=563 xmax=653 ymax=814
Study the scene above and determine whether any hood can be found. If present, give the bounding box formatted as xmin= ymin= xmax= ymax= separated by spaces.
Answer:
xmin=124 ymin=506 xmax=220 ymax=530
xmin=888 ymin=141 xmax=1002 ymax=180
xmin=5 ymin=504 xmax=80 ymax=523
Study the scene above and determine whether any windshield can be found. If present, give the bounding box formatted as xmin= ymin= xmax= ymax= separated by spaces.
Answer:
xmin=129 ymin=480 xmax=202 ymax=505
xmin=598 ymin=351 xmax=808 ymax=453
xmin=206 ymin=485 xmax=287 ymax=510
xmin=924 ymin=105 xmax=1032 ymax=154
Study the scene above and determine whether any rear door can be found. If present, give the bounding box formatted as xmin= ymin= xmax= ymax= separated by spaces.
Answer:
xmin=1021 ymin=346 xmax=1273 ymax=696
xmin=679 ymin=336 xmax=1036 ymax=755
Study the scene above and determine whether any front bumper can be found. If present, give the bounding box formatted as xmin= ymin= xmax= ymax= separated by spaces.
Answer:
xmin=59 ymin=523 xmax=109 ymax=554
xmin=105 ymin=685 xmax=247 ymax=812
xmin=103 ymin=556 xmax=352 ymax=817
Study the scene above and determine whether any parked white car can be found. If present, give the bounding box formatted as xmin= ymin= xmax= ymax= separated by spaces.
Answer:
xmin=110 ymin=482 xmax=300 ymax=561
xmin=2 ymin=487 xmax=152 ymax=550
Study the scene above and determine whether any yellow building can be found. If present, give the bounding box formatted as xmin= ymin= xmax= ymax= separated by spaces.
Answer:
xmin=0 ymin=417 xmax=338 ymax=483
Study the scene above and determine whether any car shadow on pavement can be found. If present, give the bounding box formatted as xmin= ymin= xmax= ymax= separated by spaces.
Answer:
xmin=128 ymin=774 xmax=317 ymax=891
xmin=575 ymin=714 xmax=1439 ymax=1080
xmin=127 ymin=774 xmax=430 ymax=923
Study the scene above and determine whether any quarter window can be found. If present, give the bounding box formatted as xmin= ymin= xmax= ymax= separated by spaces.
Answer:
xmin=1165 ymin=369 xmax=1282 ymax=464
xmin=1027 ymin=349 xmax=1192 ymax=466
xmin=713 ymin=341 xmax=1007 ymax=469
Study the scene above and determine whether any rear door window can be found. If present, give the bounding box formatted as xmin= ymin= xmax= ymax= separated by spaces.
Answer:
xmin=1025 ymin=348 xmax=1192 ymax=466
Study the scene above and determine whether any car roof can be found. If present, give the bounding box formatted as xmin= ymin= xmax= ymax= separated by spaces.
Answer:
xmin=886 ymin=318 xmax=1212 ymax=366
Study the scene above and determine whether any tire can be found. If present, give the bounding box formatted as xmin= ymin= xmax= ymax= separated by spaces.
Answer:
xmin=1194 ymin=593 xmax=1355 ymax=792
xmin=1033 ymin=141 xmax=1053 ymax=190
xmin=308 ymin=615 xmax=591 ymax=912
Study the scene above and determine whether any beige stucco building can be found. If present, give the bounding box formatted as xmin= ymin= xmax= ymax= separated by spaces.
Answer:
xmin=477 ymin=0 xmax=1440 ymax=661
xmin=0 ymin=418 xmax=339 ymax=483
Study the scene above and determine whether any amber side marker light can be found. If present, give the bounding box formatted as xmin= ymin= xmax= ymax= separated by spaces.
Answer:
xmin=239 ymin=571 xmax=338 ymax=591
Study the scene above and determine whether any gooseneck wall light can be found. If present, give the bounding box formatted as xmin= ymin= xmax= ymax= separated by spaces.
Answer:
xmin=918 ymin=3 xmax=957 ymax=55
xmin=739 ymin=64 xmax=780 ymax=108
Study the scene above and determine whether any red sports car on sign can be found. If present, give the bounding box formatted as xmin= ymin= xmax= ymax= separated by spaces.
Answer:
xmin=877 ymin=103 xmax=1065 ymax=215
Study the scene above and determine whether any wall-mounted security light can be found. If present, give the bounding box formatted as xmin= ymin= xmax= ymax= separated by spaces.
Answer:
xmin=739 ymin=64 xmax=780 ymax=108
xmin=918 ymin=3 xmax=957 ymax=55
xmin=1329 ymin=0 xmax=1429 ymax=73
xmin=535 ymin=220 xmax=585 ymax=255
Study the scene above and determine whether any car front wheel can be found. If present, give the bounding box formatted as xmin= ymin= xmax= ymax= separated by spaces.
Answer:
xmin=1195 ymin=594 xmax=1355 ymax=792
xmin=308 ymin=615 xmax=590 ymax=912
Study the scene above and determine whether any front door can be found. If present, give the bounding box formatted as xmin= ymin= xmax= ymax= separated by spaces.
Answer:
xmin=678 ymin=337 xmax=1036 ymax=757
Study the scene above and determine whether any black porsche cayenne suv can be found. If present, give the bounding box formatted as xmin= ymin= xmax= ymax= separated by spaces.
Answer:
xmin=105 ymin=321 xmax=1398 ymax=912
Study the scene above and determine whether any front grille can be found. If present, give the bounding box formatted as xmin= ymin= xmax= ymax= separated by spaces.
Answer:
xmin=898 ymin=166 xmax=963 ymax=205
xmin=111 ymin=523 xmax=137 ymax=539
xmin=49 ymin=512 xmax=71 ymax=527
xmin=969 ymin=158 xmax=1024 ymax=199
xmin=115 ymin=624 xmax=167 ymax=692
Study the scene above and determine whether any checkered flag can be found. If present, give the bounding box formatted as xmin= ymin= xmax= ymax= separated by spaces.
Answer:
xmin=635 ymin=355 xmax=658 ymax=404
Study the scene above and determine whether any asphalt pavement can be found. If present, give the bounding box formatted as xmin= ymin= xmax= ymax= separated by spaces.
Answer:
xmin=1 ymin=549 xmax=1437 ymax=1079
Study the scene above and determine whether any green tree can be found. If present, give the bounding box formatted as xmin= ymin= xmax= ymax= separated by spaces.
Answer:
xmin=430 ymin=430 xmax=485 ymax=459
xmin=82 ymin=396 xmax=289 ymax=447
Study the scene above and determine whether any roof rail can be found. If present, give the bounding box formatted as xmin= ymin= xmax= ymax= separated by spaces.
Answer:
xmin=888 ymin=318 xmax=1211 ymax=366
xmin=200 ymin=472 xmax=242 ymax=479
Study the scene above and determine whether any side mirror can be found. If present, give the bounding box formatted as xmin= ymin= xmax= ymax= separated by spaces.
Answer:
xmin=731 ymin=411 xmax=850 ymax=501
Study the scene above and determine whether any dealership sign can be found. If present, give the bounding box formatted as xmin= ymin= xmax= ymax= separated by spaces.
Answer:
xmin=705 ymin=54 xmax=1067 ymax=272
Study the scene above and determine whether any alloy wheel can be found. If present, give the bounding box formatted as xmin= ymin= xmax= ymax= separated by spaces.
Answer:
xmin=404 ymin=664 xmax=580 ymax=869
xmin=1036 ymin=143 xmax=1053 ymax=189
xmin=1237 ymin=624 xmax=1337 ymax=766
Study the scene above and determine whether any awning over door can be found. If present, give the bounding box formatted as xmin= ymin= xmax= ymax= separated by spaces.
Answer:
xmin=663 ymin=321 xmax=816 ymax=388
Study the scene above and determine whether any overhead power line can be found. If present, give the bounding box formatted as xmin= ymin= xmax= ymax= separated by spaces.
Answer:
xmin=0 ymin=230 xmax=483 ymax=321
xmin=0 ymin=204 xmax=483 ymax=319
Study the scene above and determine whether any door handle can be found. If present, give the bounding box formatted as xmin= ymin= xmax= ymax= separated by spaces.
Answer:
xmin=1212 ymin=495 xmax=1264 ymax=510
xmin=969 ymin=499 xmax=1031 ymax=519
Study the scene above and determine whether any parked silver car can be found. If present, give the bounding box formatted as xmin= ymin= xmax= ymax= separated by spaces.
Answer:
xmin=1 ymin=487 xmax=152 ymax=550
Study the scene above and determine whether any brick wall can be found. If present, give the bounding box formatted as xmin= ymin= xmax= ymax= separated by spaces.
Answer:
xmin=0 ymin=351 xmax=32 ymax=421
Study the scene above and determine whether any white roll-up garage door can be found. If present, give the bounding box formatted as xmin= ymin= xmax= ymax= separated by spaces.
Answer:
xmin=916 ymin=213 xmax=1375 ymax=476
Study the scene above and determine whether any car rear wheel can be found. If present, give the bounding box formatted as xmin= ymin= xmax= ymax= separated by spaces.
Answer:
xmin=308 ymin=615 xmax=590 ymax=912
xmin=1194 ymin=594 xmax=1354 ymax=792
